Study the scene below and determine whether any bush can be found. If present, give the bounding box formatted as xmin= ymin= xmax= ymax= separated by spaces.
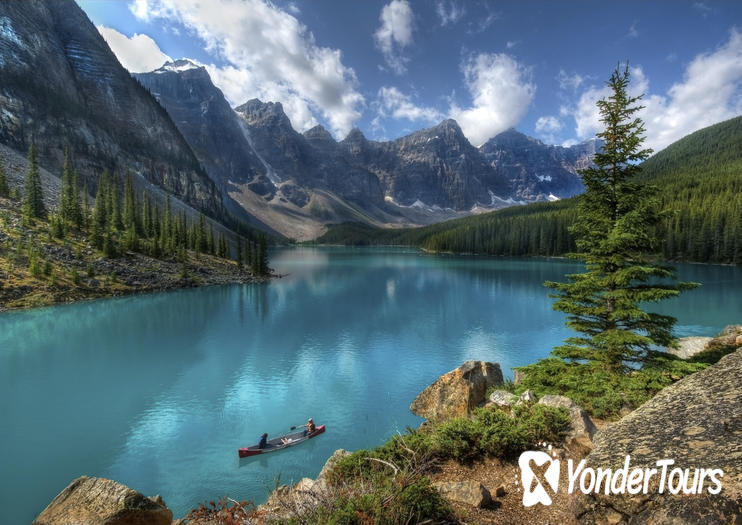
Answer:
xmin=512 ymin=355 xmax=707 ymax=419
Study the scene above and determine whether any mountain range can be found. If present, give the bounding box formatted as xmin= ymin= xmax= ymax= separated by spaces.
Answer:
xmin=135 ymin=59 xmax=601 ymax=240
xmin=0 ymin=0 xmax=601 ymax=241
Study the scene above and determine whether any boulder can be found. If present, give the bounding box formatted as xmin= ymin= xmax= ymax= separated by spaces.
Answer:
xmin=317 ymin=449 xmax=350 ymax=485
xmin=517 ymin=389 xmax=537 ymax=404
xmin=513 ymin=369 xmax=526 ymax=385
xmin=706 ymin=324 xmax=742 ymax=350
xmin=33 ymin=476 xmax=173 ymax=525
xmin=433 ymin=481 xmax=492 ymax=508
xmin=666 ymin=336 xmax=713 ymax=359
xmin=574 ymin=349 xmax=742 ymax=524
xmin=410 ymin=361 xmax=503 ymax=421
xmin=537 ymin=395 xmax=597 ymax=448
xmin=488 ymin=389 xmax=518 ymax=407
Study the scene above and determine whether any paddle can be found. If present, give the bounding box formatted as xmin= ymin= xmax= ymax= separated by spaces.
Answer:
xmin=290 ymin=424 xmax=306 ymax=430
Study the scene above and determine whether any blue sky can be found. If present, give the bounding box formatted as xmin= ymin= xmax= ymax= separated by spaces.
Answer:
xmin=78 ymin=0 xmax=742 ymax=150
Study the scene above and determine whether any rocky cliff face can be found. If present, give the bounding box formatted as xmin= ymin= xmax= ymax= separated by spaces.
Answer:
xmin=134 ymin=61 xmax=266 ymax=191
xmin=480 ymin=129 xmax=602 ymax=201
xmin=0 ymin=0 xmax=225 ymax=220
xmin=575 ymin=348 xmax=742 ymax=524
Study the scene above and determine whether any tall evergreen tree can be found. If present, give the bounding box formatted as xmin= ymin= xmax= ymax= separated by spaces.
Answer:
xmin=0 ymin=154 xmax=10 ymax=198
xmin=123 ymin=172 xmax=137 ymax=230
xmin=236 ymin=237 xmax=243 ymax=269
xmin=23 ymin=143 xmax=47 ymax=220
xmin=545 ymin=64 xmax=696 ymax=370
xmin=257 ymin=234 xmax=268 ymax=275
xmin=92 ymin=171 xmax=110 ymax=248
xmin=60 ymin=148 xmax=81 ymax=228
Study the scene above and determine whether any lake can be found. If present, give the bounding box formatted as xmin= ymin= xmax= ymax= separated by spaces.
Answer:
xmin=1 ymin=247 xmax=740 ymax=523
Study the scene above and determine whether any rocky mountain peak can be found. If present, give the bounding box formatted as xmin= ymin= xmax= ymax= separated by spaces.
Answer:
xmin=153 ymin=59 xmax=205 ymax=75
xmin=235 ymin=99 xmax=293 ymax=131
xmin=303 ymin=124 xmax=335 ymax=144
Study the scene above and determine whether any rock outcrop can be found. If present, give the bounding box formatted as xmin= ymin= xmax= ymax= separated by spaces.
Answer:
xmin=667 ymin=336 xmax=714 ymax=359
xmin=488 ymin=389 xmax=518 ymax=407
xmin=537 ymin=394 xmax=597 ymax=449
xmin=410 ymin=361 xmax=503 ymax=421
xmin=33 ymin=476 xmax=172 ymax=525
xmin=574 ymin=349 xmax=742 ymax=524
xmin=433 ymin=480 xmax=492 ymax=508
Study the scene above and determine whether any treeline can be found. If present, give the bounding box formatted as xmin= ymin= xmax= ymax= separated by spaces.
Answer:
xmin=12 ymin=144 xmax=270 ymax=275
xmin=317 ymin=116 xmax=742 ymax=265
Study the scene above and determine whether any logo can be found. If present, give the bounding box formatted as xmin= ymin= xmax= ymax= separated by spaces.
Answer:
xmin=516 ymin=444 xmax=724 ymax=507
xmin=519 ymin=449 xmax=560 ymax=506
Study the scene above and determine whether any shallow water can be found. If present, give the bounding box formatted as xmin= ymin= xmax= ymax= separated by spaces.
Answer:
xmin=1 ymin=247 xmax=739 ymax=522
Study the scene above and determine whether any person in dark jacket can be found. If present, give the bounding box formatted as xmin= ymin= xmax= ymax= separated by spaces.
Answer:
xmin=258 ymin=433 xmax=268 ymax=449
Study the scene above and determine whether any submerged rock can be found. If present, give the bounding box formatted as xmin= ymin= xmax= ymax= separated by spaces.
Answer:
xmin=434 ymin=480 xmax=492 ymax=508
xmin=410 ymin=361 xmax=503 ymax=421
xmin=575 ymin=348 xmax=742 ymax=524
xmin=33 ymin=476 xmax=172 ymax=525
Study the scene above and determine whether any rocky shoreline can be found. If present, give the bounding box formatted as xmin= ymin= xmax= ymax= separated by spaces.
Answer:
xmin=31 ymin=327 xmax=742 ymax=524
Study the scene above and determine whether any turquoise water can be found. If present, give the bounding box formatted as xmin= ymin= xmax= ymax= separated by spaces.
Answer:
xmin=1 ymin=247 xmax=740 ymax=523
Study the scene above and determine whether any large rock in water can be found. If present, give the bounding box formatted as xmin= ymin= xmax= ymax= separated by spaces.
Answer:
xmin=574 ymin=349 xmax=742 ymax=524
xmin=33 ymin=476 xmax=172 ymax=525
xmin=410 ymin=361 xmax=503 ymax=421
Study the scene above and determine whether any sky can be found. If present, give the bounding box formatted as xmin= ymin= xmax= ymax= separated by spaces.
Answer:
xmin=77 ymin=0 xmax=742 ymax=151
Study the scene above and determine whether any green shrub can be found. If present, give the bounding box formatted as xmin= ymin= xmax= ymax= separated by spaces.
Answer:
xmin=512 ymin=355 xmax=706 ymax=419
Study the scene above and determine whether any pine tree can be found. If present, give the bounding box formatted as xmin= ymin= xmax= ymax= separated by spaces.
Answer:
xmin=108 ymin=176 xmax=122 ymax=231
xmin=545 ymin=64 xmax=697 ymax=370
xmin=92 ymin=171 xmax=109 ymax=248
xmin=82 ymin=179 xmax=91 ymax=229
xmin=258 ymin=234 xmax=268 ymax=275
xmin=236 ymin=237 xmax=243 ymax=269
xmin=208 ymin=223 xmax=215 ymax=255
xmin=197 ymin=213 xmax=208 ymax=253
xmin=123 ymin=172 xmax=137 ymax=231
xmin=23 ymin=143 xmax=47 ymax=220
xmin=0 ymin=154 xmax=9 ymax=198
xmin=60 ymin=149 xmax=81 ymax=228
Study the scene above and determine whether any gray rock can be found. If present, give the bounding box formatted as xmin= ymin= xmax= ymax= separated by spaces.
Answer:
xmin=517 ymin=389 xmax=537 ymax=404
xmin=410 ymin=361 xmax=503 ymax=421
xmin=33 ymin=476 xmax=172 ymax=525
xmin=513 ymin=369 xmax=526 ymax=385
xmin=434 ymin=480 xmax=492 ymax=508
xmin=575 ymin=349 xmax=742 ymax=524
xmin=666 ymin=336 xmax=712 ymax=359
xmin=317 ymin=448 xmax=350 ymax=484
xmin=537 ymin=394 xmax=597 ymax=444
xmin=488 ymin=389 xmax=518 ymax=407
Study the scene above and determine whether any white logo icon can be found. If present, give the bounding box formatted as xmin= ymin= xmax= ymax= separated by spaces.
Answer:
xmin=519 ymin=450 xmax=560 ymax=507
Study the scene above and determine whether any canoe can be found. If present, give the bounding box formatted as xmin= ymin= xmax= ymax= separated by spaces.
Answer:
xmin=238 ymin=425 xmax=326 ymax=458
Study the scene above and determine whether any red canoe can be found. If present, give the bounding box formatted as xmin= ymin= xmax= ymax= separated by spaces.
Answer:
xmin=238 ymin=425 xmax=326 ymax=458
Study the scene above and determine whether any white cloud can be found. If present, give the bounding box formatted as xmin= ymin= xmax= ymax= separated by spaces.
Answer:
xmin=556 ymin=69 xmax=585 ymax=91
xmin=506 ymin=40 xmax=519 ymax=49
xmin=535 ymin=116 xmax=563 ymax=144
xmin=568 ymin=29 xmax=742 ymax=151
xmin=627 ymin=21 xmax=639 ymax=39
xmin=127 ymin=0 xmax=364 ymax=138
xmin=96 ymin=26 xmax=171 ymax=73
xmin=374 ymin=0 xmax=414 ymax=75
xmin=376 ymin=86 xmax=443 ymax=123
xmin=535 ymin=116 xmax=562 ymax=133
xmin=435 ymin=0 xmax=465 ymax=26
xmin=450 ymin=53 xmax=536 ymax=146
